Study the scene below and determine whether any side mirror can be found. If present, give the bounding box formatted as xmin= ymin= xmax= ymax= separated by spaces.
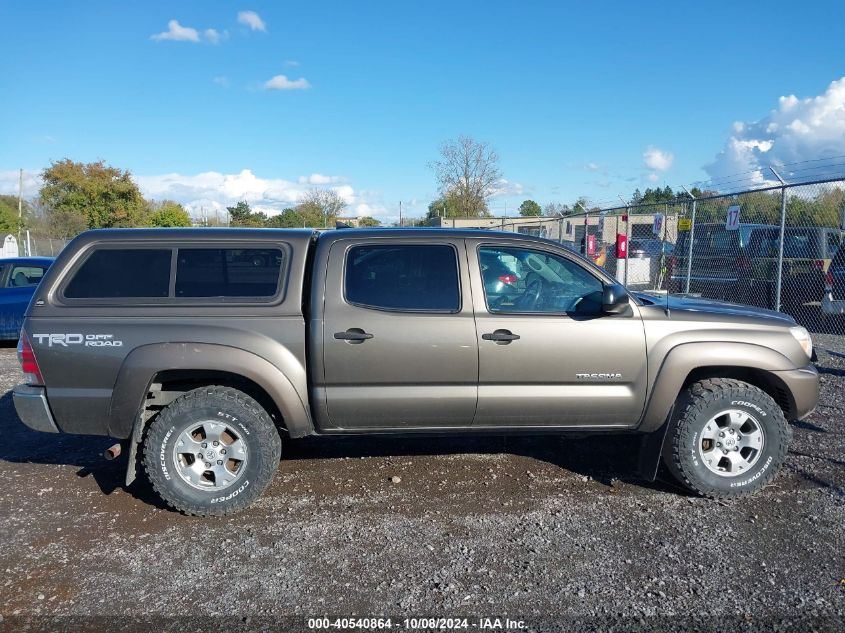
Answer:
xmin=602 ymin=283 xmax=630 ymax=315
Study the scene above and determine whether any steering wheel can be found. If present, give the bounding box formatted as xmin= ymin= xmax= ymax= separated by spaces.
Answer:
xmin=516 ymin=275 xmax=544 ymax=310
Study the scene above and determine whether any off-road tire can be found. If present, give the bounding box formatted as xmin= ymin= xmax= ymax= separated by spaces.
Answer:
xmin=142 ymin=385 xmax=281 ymax=516
xmin=663 ymin=378 xmax=790 ymax=498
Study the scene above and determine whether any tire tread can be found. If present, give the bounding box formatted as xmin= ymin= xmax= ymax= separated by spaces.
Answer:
xmin=142 ymin=385 xmax=281 ymax=517
xmin=665 ymin=378 xmax=790 ymax=499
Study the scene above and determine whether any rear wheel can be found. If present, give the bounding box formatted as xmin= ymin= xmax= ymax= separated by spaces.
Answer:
xmin=663 ymin=378 xmax=790 ymax=498
xmin=142 ymin=385 xmax=281 ymax=516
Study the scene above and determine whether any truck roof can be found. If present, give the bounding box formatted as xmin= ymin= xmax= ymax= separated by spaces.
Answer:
xmin=66 ymin=226 xmax=549 ymax=244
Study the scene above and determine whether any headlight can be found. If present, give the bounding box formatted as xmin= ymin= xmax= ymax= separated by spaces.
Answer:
xmin=789 ymin=326 xmax=813 ymax=360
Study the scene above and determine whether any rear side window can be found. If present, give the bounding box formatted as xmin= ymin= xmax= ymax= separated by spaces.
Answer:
xmin=6 ymin=265 xmax=49 ymax=288
xmin=175 ymin=248 xmax=284 ymax=298
xmin=345 ymin=244 xmax=460 ymax=312
xmin=64 ymin=249 xmax=171 ymax=298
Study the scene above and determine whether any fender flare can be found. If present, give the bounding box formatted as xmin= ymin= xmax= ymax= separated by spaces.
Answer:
xmin=638 ymin=341 xmax=795 ymax=433
xmin=109 ymin=342 xmax=313 ymax=439
xmin=113 ymin=342 xmax=313 ymax=486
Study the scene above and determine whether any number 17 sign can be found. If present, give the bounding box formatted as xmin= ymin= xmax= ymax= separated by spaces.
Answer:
xmin=726 ymin=205 xmax=741 ymax=231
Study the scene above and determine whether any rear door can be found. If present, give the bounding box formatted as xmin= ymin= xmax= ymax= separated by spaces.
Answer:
xmin=468 ymin=238 xmax=648 ymax=428
xmin=319 ymin=237 xmax=478 ymax=430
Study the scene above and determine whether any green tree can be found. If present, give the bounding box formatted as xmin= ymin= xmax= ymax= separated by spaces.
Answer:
xmin=430 ymin=135 xmax=501 ymax=217
xmin=357 ymin=216 xmax=381 ymax=227
xmin=40 ymin=159 xmax=146 ymax=230
xmin=518 ymin=200 xmax=542 ymax=217
xmin=427 ymin=190 xmax=488 ymax=219
xmin=147 ymin=202 xmax=192 ymax=227
xmin=296 ymin=189 xmax=347 ymax=226
xmin=226 ymin=200 xmax=268 ymax=227
xmin=0 ymin=195 xmax=24 ymax=233
xmin=266 ymin=208 xmax=305 ymax=228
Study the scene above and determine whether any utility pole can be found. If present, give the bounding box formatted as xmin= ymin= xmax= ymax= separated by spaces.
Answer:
xmin=18 ymin=169 xmax=24 ymax=255
xmin=399 ymin=201 xmax=403 ymax=227
xmin=575 ymin=201 xmax=588 ymax=255
xmin=618 ymin=195 xmax=630 ymax=288
xmin=770 ymin=167 xmax=788 ymax=312
xmin=681 ymin=186 xmax=697 ymax=294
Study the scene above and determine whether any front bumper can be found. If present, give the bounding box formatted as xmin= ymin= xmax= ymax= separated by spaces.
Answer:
xmin=773 ymin=364 xmax=819 ymax=421
xmin=13 ymin=384 xmax=60 ymax=433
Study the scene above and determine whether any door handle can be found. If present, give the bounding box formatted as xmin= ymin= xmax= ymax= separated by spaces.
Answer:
xmin=334 ymin=328 xmax=374 ymax=343
xmin=482 ymin=329 xmax=520 ymax=344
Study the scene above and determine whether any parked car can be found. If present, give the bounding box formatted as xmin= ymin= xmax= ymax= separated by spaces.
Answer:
xmin=628 ymin=239 xmax=674 ymax=259
xmin=13 ymin=228 xmax=817 ymax=516
xmin=0 ymin=256 xmax=54 ymax=340
xmin=670 ymin=224 xmax=842 ymax=311
xmin=822 ymin=243 xmax=845 ymax=317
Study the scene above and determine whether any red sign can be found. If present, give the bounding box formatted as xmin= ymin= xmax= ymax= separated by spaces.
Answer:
xmin=616 ymin=234 xmax=628 ymax=259
xmin=586 ymin=234 xmax=596 ymax=257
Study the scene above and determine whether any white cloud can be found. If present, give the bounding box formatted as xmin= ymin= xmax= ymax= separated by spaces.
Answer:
xmin=212 ymin=76 xmax=230 ymax=88
xmin=151 ymin=20 xmax=200 ymax=43
xmin=151 ymin=20 xmax=224 ymax=44
xmin=134 ymin=169 xmax=366 ymax=218
xmin=586 ymin=162 xmax=600 ymax=172
xmin=706 ymin=76 xmax=845 ymax=183
xmin=489 ymin=178 xmax=524 ymax=197
xmin=0 ymin=169 xmax=41 ymax=198
xmin=297 ymin=173 xmax=344 ymax=185
xmin=238 ymin=10 xmax=266 ymax=32
xmin=283 ymin=60 xmax=300 ymax=67
xmin=647 ymin=173 xmax=659 ymax=182
xmin=643 ymin=146 xmax=674 ymax=171
xmin=264 ymin=74 xmax=311 ymax=91
xmin=204 ymin=28 xmax=228 ymax=44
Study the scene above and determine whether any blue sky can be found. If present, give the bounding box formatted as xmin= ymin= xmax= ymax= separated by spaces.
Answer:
xmin=2 ymin=1 xmax=845 ymax=221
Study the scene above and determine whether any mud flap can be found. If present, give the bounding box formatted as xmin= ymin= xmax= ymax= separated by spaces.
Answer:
xmin=636 ymin=415 xmax=672 ymax=482
xmin=124 ymin=415 xmax=145 ymax=487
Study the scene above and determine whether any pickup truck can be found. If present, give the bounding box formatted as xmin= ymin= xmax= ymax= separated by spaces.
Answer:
xmin=12 ymin=228 xmax=819 ymax=516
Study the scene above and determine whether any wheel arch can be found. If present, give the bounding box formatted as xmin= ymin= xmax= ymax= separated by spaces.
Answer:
xmin=111 ymin=342 xmax=314 ymax=486
xmin=109 ymin=342 xmax=313 ymax=439
xmin=639 ymin=341 xmax=797 ymax=433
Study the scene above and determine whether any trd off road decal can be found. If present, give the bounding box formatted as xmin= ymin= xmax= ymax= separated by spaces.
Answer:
xmin=32 ymin=333 xmax=123 ymax=347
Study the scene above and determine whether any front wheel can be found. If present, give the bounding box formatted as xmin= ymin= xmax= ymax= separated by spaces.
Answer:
xmin=142 ymin=385 xmax=282 ymax=516
xmin=663 ymin=378 xmax=790 ymax=498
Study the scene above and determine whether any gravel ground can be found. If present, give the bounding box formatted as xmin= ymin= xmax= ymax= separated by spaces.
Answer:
xmin=0 ymin=337 xmax=843 ymax=631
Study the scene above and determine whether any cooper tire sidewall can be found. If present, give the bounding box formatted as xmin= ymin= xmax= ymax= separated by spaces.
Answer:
xmin=680 ymin=398 xmax=783 ymax=493
xmin=151 ymin=403 xmax=266 ymax=511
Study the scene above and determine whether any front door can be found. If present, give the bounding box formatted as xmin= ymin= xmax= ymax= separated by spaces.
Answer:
xmin=320 ymin=238 xmax=479 ymax=430
xmin=469 ymin=239 xmax=648 ymax=428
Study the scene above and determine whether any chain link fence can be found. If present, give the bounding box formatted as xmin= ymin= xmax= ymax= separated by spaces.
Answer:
xmin=1 ymin=231 xmax=70 ymax=258
xmin=461 ymin=177 xmax=845 ymax=335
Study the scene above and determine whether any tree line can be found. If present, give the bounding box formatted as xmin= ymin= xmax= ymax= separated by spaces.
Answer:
xmin=420 ymin=135 xmax=843 ymax=230
xmin=2 ymin=158 xmax=381 ymax=240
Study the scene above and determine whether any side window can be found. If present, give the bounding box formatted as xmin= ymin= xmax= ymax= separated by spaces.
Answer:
xmin=479 ymin=246 xmax=603 ymax=314
xmin=64 ymin=249 xmax=171 ymax=299
xmin=6 ymin=265 xmax=48 ymax=288
xmin=175 ymin=248 xmax=284 ymax=298
xmin=345 ymin=244 xmax=460 ymax=312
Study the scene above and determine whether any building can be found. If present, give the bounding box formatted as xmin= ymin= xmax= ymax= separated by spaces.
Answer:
xmin=428 ymin=213 xmax=678 ymax=246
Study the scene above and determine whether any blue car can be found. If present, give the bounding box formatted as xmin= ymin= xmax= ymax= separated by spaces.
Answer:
xmin=0 ymin=256 xmax=54 ymax=340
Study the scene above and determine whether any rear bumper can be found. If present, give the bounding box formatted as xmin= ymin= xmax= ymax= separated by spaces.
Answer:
xmin=12 ymin=384 xmax=60 ymax=433
xmin=773 ymin=364 xmax=819 ymax=421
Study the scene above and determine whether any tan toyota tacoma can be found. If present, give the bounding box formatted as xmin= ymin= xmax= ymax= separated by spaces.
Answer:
xmin=12 ymin=228 xmax=819 ymax=515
